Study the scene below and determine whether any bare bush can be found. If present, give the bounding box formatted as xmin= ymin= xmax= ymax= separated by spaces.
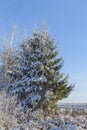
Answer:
xmin=0 ymin=91 xmax=24 ymax=130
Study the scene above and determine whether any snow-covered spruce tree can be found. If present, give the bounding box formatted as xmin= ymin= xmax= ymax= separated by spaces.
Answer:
xmin=8 ymin=28 xmax=74 ymax=114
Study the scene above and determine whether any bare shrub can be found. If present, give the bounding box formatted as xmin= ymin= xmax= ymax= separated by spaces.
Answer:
xmin=0 ymin=91 xmax=24 ymax=130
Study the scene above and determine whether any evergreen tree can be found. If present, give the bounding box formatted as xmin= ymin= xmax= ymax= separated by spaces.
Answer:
xmin=8 ymin=28 xmax=74 ymax=113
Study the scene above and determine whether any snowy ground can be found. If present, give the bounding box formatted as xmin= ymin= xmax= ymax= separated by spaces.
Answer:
xmin=0 ymin=103 xmax=87 ymax=130
xmin=57 ymin=103 xmax=87 ymax=130
xmin=28 ymin=103 xmax=87 ymax=130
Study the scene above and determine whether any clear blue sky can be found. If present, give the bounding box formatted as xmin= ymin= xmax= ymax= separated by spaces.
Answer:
xmin=0 ymin=0 xmax=87 ymax=103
